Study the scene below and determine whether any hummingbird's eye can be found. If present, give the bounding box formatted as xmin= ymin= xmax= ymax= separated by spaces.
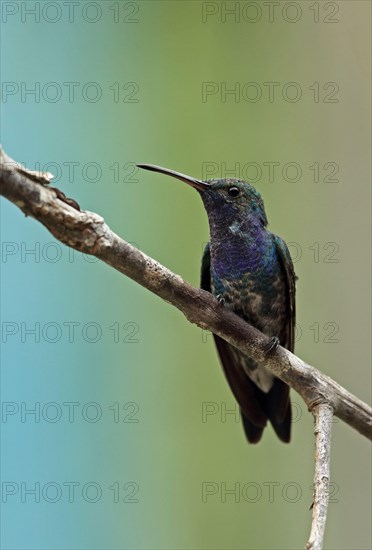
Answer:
xmin=228 ymin=186 xmax=240 ymax=198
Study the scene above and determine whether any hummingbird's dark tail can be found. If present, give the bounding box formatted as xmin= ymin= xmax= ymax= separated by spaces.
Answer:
xmin=240 ymin=412 xmax=265 ymax=444
xmin=269 ymin=405 xmax=291 ymax=443
xmin=240 ymin=378 xmax=291 ymax=444
xmin=266 ymin=378 xmax=291 ymax=443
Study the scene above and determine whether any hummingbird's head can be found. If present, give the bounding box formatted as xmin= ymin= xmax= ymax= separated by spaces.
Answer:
xmin=201 ymin=178 xmax=268 ymax=228
xmin=137 ymin=164 xmax=268 ymax=229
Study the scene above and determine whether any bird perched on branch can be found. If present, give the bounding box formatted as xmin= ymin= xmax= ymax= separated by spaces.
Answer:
xmin=138 ymin=164 xmax=297 ymax=444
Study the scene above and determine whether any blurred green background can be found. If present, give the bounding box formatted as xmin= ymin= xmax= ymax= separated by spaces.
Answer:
xmin=1 ymin=1 xmax=371 ymax=549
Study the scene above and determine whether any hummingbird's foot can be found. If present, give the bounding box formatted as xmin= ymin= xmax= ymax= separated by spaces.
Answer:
xmin=216 ymin=294 xmax=225 ymax=306
xmin=264 ymin=336 xmax=280 ymax=356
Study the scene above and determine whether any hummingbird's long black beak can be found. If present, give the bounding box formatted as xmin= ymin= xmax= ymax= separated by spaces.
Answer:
xmin=137 ymin=164 xmax=209 ymax=191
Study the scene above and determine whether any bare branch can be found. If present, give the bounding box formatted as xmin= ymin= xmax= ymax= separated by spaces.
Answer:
xmin=306 ymin=404 xmax=334 ymax=550
xmin=1 ymin=148 xmax=371 ymax=441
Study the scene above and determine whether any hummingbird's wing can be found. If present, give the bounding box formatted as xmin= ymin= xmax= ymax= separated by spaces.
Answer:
xmin=201 ymin=243 xmax=268 ymax=442
xmin=273 ymin=235 xmax=297 ymax=353
xmin=254 ymin=234 xmax=297 ymax=443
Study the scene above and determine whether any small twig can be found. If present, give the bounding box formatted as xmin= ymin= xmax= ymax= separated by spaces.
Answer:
xmin=306 ymin=403 xmax=334 ymax=550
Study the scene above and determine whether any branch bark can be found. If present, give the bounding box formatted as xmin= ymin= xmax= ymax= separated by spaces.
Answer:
xmin=306 ymin=403 xmax=334 ymax=550
xmin=1 ymin=148 xmax=371 ymax=441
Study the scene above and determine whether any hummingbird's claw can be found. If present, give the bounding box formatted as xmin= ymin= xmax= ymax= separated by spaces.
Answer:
xmin=216 ymin=294 xmax=225 ymax=306
xmin=264 ymin=336 xmax=280 ymax=356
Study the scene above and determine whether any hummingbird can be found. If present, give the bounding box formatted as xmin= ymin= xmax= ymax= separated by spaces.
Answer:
xmin=137 ymin=164 xmax=297 ymax=444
